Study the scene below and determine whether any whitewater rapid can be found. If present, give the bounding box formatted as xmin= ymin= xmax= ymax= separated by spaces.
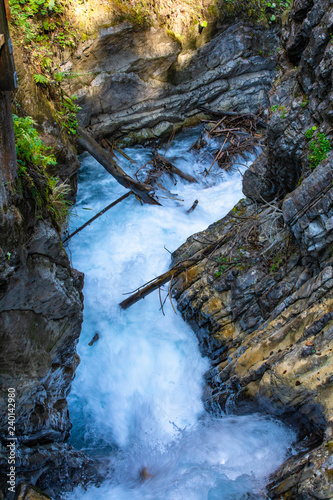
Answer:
xmin=66 ymin=127 xmax=294 ymax=499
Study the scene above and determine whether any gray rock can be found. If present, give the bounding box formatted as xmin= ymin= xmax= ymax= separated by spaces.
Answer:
xmin=283 ymin=158 xmax=333 ymax=255
xmin=63 ymin=24 xmax=278 ymax=141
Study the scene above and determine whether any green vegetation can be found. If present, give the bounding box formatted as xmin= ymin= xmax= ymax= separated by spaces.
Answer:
xmin=215 ymin=256 xmax=229 ymax=276
xmin=222 ymin=0 xmax=291 ymax=23
xmin=9 ymin=0 xmax=75 ymax=47
xmin=271 ymin=104 xmax=286 ymax=118
xmin=305 ymin=126 xmax=317 ymax=140
xmin=112 ymin=0 xmax=154 ymax=28
xmin=301 ymin=97 xmax=309 ymax=108
xmin=215 ymin=248 xmax=251 ymax=277
xmin=270 ymin=256 xmax=283 ymax=273
xmin=9 ymin=0 xmax=80 ymax=135
xmin=13 ymin=114 xmax=71 ymax=227
xmin=13 ymin=115 xmax=56 ymax=170
xmin=110 ymin=0 xmax=291 ymax=32
xmin=305 ymin=127 xmax=332 ymax=169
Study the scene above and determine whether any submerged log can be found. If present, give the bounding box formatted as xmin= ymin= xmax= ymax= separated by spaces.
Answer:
xmin=154 ymin=152 xmax=198 ymax=183
xmin=186 ymin=199 xmax=198 ymax=214
xmin=77 ymin=127 xmax=160 ymax=205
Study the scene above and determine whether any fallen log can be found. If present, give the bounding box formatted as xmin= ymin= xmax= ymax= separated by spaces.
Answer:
xmin=154 ymin=152 xmax=198 ymax=183
xmin=63 ymin=191 xmax=133 ymax=243
xmin=119 ymin=269 xmax=181 ymax=310
xmin=77 ymin=127 xmax=160 ymax=205
xmin=119 ymin=231 xmax=233 ymax=309
xmin=199 ymin=107 xmax=267 ymax=128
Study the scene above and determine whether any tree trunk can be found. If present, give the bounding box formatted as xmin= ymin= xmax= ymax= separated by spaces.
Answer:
xmin=77 ymin=127 xmax=160 ymax=205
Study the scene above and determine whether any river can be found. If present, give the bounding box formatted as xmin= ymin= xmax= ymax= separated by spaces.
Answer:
xmin=65 ymin=127 xmax=294 ymax=499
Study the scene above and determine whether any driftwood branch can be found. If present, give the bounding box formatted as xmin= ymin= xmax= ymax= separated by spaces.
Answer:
xmin=199 ymin=106 xmax=267 ymax=128
xmin=186 ymin=199 xmax=198 ymax=214
xmin=63 ymin=191 xmax=133 ymax=243
xmin=77 ymin=127 xmax=160 ymax=205
xmin=154 ymin=152 xmax=198 ymax=183
xmin=102 ymin=138 xmax=137 ymax=164
xmin=119 ymin=269 xmax=181 ymax=309
xmin=119 ymin=231 xmax=233 ymax=309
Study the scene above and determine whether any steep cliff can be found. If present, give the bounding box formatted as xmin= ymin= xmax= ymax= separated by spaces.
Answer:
xmin=64 ymin=22 xmax=277 ymax=142
xmin=0 ymin=94 xmax=95 ymax=498
xmin=172 ymin=1 xmax=333 ymax=498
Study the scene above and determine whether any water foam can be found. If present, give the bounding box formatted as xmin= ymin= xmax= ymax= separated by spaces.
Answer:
xmin=66 ymin=127 xmax=293 ymax=499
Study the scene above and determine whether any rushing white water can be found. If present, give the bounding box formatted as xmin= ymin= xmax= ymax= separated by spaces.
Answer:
xmin=66 ymin=127 xmax=294 ymax=499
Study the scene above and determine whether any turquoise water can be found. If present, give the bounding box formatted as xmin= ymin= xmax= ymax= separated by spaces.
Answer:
xmin=65 ymin=128 xmax=294 ymax=499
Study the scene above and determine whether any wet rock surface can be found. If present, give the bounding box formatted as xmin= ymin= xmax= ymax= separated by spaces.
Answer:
xmin=172 ymin=197 xmax=333 ymax=499
xmin=63 ymin=23 xmax=278 ymax=142
xmin=1 ymin=445 xmax=103 ymax=499
xmin=173 ymin=1 xmax=333 ymax=497
xmin=0 ymin=92 xmax=89 ymax=496
xmin=0 ymin=214 xmax=92 ymax=497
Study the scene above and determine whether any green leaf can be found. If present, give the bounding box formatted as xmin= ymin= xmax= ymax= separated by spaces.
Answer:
xmin=33 ymin=73 xmax=50 ymax=85
xmin=54 ymin=71 xmax=64 ymax=82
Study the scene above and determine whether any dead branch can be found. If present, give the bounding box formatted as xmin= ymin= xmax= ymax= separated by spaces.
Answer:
xmin=119 ymin=231 xmax=234 ymax=309
xmin=114 ymin=145 xmax=137 ymax=164
xmin=188 ymin=132 xmax=208 ymax=152
xmin=205 ymin=132 xmax=230 ymax=177
xmin=63 ymin=191 xmax=133 ymax=243
xmin=209 ymin=118 xmax=224 ymax=134
xmin=199 ymin=106 xmax=267 ymax=128
xmin=168 ymin=274 xmax=177 ymax=315
xmin=186 ymin=199 xmax=198 ymax=214
xmin=119 ymin=269 xmax=182 ymax=309
xmin=164 ymin=128 xmax=176 ymax=156
xmin=154 ymin=152 xmax=198 ymax=183
xmin=159 ymin=286 xmax=165 ymax=316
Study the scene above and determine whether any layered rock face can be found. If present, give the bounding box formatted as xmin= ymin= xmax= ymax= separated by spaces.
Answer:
xmin=63 ymin=22 xmax=278 ymax=141
xmin=0 ymin=94 xmax=95 ymax=497
xmin=172 ymin=1 xmax=333 ymax=498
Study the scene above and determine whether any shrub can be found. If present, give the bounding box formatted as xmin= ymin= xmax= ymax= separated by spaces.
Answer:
xmin=305 ymin=127 xmax=332 ymax=169
xmin=13 ymin=114 xmax=71 ymax=227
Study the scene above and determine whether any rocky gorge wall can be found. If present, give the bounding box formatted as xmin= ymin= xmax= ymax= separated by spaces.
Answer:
xmin=63 ymin=22 xmax=278 ymax=142
xmin=0 ymin=89 xmax=99 ymax=497
xmin=171 ymin=1 xmax=333 ymax=498
xmin=0 ymin=11 xmax=282 ymax=498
